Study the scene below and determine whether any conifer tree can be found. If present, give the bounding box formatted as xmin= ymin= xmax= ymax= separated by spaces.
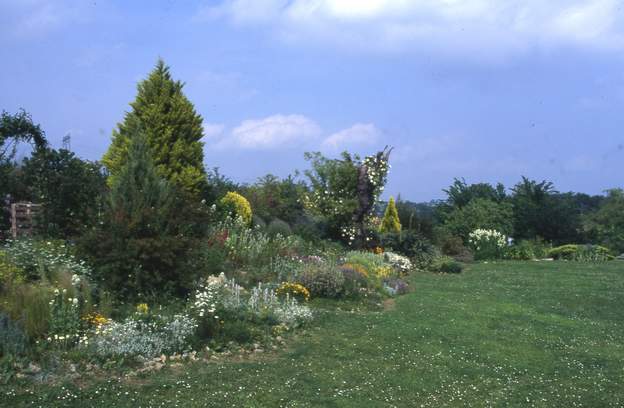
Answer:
xmin=103 ymin=59 xmax=207 ymax=198
xmin=83 ymin=131 xmax=200 ymax=297
xmin=380 ymin=196 xmax=402 ymax=234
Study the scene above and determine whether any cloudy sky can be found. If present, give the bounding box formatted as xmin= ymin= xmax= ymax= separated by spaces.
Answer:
xmin=1 ymin=0 xmax=623 ymax=201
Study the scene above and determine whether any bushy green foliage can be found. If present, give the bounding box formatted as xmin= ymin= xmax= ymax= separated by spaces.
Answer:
xmin=21 ymin=148 xmax=106 ymax=237
xmin=267 ymin=218 xmax=292 ymax=237
xmin=505 ymin=239 xmax=550 ymax=260
xmin=549 ymin=244 xmax=613 ymax=262
xmin=585 ymin=189 xmax=624 ymax=254
xmin=220 ymin=192 xmax=252 ymax=226
xmin=0 ymin=251 xmax=24 ymax=290
xmin=80 ymin=132 xmax=205 ymax=298
xmin=429 ymin=256 xmax=464 ymax=274
xmin=303 ymin=149 xmax=390 ymax=245
xmin=243 ymin=174 xmax=307 ymax=224
xmin=378 ymin=230 xmax=431 ymax=258
xmin=379 ymin=197 xmax=401 ymax=234
xmin=296 ymin=264 xmax=345 ymax=298
xmin=442 ymin=198 xmax=514 ymax=242
xmin=442 ymin=178 xmax=507 ymax=209
xmin=103 ymin=59 xmax=207 ymax=198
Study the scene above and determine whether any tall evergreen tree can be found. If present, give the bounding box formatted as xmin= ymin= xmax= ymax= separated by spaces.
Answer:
xmin=103 ymin=59 xmax=207 ymax=198
xmin=82 ymin=131 xmax=202 ymax=298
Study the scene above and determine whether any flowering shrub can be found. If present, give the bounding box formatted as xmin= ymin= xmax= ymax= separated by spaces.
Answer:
xmin=82 ymin=312 xmax=110 ymax=328
xmin=374 ymin=265 xmax=392 ymax=278
xmin=468 ymin=229 xmax=507 ymax=260
xmin=190 ymin=273 xmax=225 ymax=319
xmin=272 ymin=297 xmax=313 ymax=327
xmin=344 ymin=251 xmax=387 ymax=279
xmin=296 ymin=264 xmax=345 ymax=298
xmin=276 ymin=282 xmax=310 ymax=302
xmin=88 ymin=313 xmax=197 ymax=358
xmin=341 ymin=263 xmax=369 ymax=278
xmin=220 ymin=192 xmax=252 ymax=226
xmin=3 ymin=239 xmax=92 ymax=281
xmin=383 ymin=252 xmax=413 ymax=275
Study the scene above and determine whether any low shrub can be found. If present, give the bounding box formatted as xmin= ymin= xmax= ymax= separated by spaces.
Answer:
xmin=383 ymin=252 xmax=413 ymax=275
xmin=296 ymin=264 xmax=345 ymax=298
xmin=549 ymin=244 xmax=613 ymax=262
xmin=382 ymin=277 xmax=409 ymax=296
xmin=267 ymin=219 xmax=292 ymax=237
xmin=430 ymin=256 xmax=464 ymax=274
xmin=506 ymin=239 xmax=551 ymax=260
xmin=220 ymin=192 xmax=252 ymax=226
xmin=339 ymin=264 xmax=371 ymax=297
xmin=3 ymin=239 xmax=92 ymax=282
xmin=88 ymin=313 xmax=198 ymax=359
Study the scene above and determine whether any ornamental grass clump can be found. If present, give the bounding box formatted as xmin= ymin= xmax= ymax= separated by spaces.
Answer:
xmin=468 ymin=229 xmax=507 ymax=260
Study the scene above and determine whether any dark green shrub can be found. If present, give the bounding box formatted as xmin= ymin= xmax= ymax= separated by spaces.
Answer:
xmin=252 ymin=215 xmax=267 ymax=229
xmin=430 ymin=256 xmax=464 ymax=274
xmin=267 ymin=218 xmax=292 ymax=237
xmin=439 ymin=260 xmax=463 ymax=274
xmin=505 ymin=240 xmax=536 ymax=260
xmin=79 ymin=132 xmax=207 ymax=299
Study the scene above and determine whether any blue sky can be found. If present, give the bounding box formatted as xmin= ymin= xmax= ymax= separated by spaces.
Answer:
xmin=1 ymin=0 xmax=623 ymax=201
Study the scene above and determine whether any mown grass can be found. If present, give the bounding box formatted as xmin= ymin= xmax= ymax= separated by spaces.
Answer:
xmin=3 ymin=261 xmax=624 ymax=407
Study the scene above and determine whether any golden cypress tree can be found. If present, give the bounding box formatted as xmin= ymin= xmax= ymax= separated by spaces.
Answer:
xmin=103 ymin=59 xmax=207 ymax=198
xmin=380 ymin=196 xmax=402 ymax=234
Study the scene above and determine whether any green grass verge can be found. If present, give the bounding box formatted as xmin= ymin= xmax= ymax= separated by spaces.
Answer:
xmin=3 ymin=261 xmax=624 ymax=407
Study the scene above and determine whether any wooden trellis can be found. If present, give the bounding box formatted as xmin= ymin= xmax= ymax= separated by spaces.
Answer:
xmin=10 ymin=202 xmax=41 ymax=238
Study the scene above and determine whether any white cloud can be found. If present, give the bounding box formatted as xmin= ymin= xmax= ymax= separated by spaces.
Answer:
xmin=216 ymin=114 xmax=321 ymax=149
xmin=203 ymin=123 xmax=226 ymax=139
xmin=0 ymin=0 xmax=93 ymax=39
xmin=206 ymin=115 xmax=385 ymax=151
xmin=322 ymin=123 xmax=381 ymax=150
xmin=198 ymin=0 xmax=624 ymax=59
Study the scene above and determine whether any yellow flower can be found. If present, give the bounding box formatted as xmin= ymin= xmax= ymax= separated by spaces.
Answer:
xmin=136 ymin=303 xmax=149 ymax=315
xmin=374 ymin=266 xmax=392 ymax=278
xmin=276 ymin=282 xmax=311 ymax=301
xmin=82 ymin=312 xmax=110 ymax=327
xmin=341 ymin=263 xmax=370 ymax=278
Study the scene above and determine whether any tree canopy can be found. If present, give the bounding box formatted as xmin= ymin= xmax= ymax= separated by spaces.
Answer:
xmin=102 ymin=59 xmax=207 ymax=198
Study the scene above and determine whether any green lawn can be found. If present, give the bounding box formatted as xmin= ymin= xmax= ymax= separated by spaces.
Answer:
xmin=4 ymin=261 xmax=624 ymax=407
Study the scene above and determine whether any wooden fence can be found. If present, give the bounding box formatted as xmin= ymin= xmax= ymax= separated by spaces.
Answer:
xmin=10 ymin=202 xmax=41 ymax=238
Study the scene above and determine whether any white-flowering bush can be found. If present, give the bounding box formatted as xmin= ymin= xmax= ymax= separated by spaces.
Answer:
xmin=272 ymin=295 xmax=313 ymax=327
xmin=468 ymin=229 xmax=507 ymax=260
xmin=190 ymin=273 xmax=226 ymax=319
xmin=3 ymin=239 xmax=92 ymax=281
xmin=383 ymin=252 xmax=413 ymax=275
xmin=189 ymin=275 xmax=313 ymax=329
xmin=88 ymin=314 xmax=197 ymax=358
